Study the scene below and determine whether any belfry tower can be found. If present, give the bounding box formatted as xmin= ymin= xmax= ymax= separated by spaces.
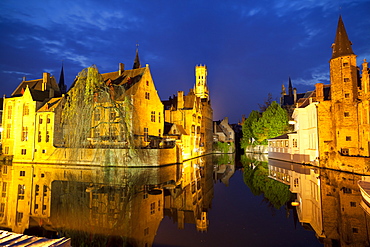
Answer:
xmin=329 ymin=15 xmax=360 ymax=155
xmin=194 ymin=64 xmax=209 ymax=101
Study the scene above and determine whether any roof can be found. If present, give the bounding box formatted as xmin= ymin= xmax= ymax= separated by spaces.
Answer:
xmin=332 ymin=16 xmax=354 ymax=59
xmin=11 ymin=76 xmax=60 ymax=97
xmin=38 ymin=97 xmax=63 ymax=112
xmin=268 ymin=133 xmax=291 ymax=140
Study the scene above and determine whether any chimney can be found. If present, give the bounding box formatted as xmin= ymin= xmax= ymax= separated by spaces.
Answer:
xmin=362 ymin=59 xmax=369 ymax=94
xmin=119 ymin=63 xmax=124 ymax=76
xmin=315 ymin=83 xmax=324 ymax=102
xmin=177 ymin=91 xmax=184 ymax=109
xmin=42 ymin=72 xmax=50 ymax=91
xmin=293 ymin=88 xmax=297 ymax=104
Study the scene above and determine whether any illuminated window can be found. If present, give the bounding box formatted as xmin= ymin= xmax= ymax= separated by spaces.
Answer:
xmin=2 ymin=182 xmax=7 ymax=197
xmin=6 ymin=124 xmax=11 ymax=139
xmin=23 ymin=104 xmax=29 ymax=116
xmin=144 ymin=128 xmax=148 ymax=142
xmin=18 ymin=184 xmax=25 ymax=200
xmin=21 ymin=127 xmax=28 ymax=141
xmin=7 ymin=105 xmax=12 ymax=119
xmin=20 ymin=171 xmax=25 ymax=176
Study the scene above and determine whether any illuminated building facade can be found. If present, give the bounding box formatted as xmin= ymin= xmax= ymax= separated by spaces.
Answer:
xmin=269 ymin=16 xmax=370 ymax=173
xmin=1 ymin=54 xmax=213 ymax=164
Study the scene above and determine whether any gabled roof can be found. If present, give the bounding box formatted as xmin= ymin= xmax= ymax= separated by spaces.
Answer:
xmin=332 ymin=15 xmax=354 ymax=59
xmin=38 ymin=97 xmax=63 ymax=112
xmin=11 ymin=76 xmax=60 ymax=97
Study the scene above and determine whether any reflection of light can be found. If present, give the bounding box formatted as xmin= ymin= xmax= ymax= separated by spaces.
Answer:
xmin=291 ymin=201 xmax=300 ymax=206
xmin=0 ymin=127 xmax=3 ymax=132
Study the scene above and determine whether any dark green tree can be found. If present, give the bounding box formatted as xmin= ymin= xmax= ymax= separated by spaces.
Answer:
xmin=241 ymin=110 xmax=260 ymax=149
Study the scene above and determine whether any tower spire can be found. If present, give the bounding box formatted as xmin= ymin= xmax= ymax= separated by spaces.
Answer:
xmin=288 ymin=77 xmax=293 ymax=96
xmin=133 ymin=43 xmax=141 ymax=69
xmin=331 ymin=15 xmax=354 ymax=59
xmin=58 ymin=62 xmax=67 ymax=94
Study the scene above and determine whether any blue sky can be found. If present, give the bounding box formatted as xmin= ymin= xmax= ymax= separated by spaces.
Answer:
xmin=1 ymin=0 xmax=369 ymax=123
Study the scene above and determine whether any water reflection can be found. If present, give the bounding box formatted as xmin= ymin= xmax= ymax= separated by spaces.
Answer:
xmin=1 ymin=154 xmax=370 ymax=246
xmin=243 ymin=154 xmax=370 ymax=246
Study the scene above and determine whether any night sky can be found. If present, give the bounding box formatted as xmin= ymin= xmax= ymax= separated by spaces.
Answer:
xmin=1 ymin=0 xmax=369 ymax=123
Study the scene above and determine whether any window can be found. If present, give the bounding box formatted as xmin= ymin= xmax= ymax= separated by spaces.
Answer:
xmin=158 ymin=112 xmax=161 ymax=123
xmin=7 ymin=105 xmax=12 ymax=119
xmin=2 ymin=182 xmax=7 ymax=197
xmin=293 ymin=139 xmax=298 ymax=148
xmin=343 ymin=187 xmax=352 ymax=194
xmin=16 ymin=212 xmax=23 ymax=223
xmin=38 ymin=131 xmax=42 ymax=142
xmin=342 ymin=148 xmax=349 ymax=155
xmin=43 ymin=185 xmax=48 ymax=196
xmin=23 ymin=104 xmax=29 ymax=116
xmin=94 ymin=110 xmax=100 ymax=121
xmin=352 ymin=228 xmax=358 ymax=233
xmin=343 ymin=62 xmax=348 ymax=67
xmin=144 ymin=128 xmax=148 ymax=142
xmin=144 ymin=227 xmax=149 ymax=236
xmin=47 ymin=115 xmax=50 ymax=124
xmin=35 ymin=184 xmax=39 ymax=196
xmin=344 ymin=93 xmax=350 ymax=98
xmin=150 ymin=202 xmax=156 ymax=215
xmin=94 ymin=127 xmax=100 ymax=137
xmin=344 ymin=78 xmax=350 ymax=82
xmin=0 ymin=203 xmax=5 ymax=218
xmin=344 ymin=112 xmax=350 ymax=117
xmin=20 ymin=171 xmax=25 ymax=176
xmin=350 ymin=202 xmax=356 ymax=207
xmin=18 ymin=184 xmax=25 ymax=200
xmin=151 ymin=111 xmax=155 ymax=122
xmin=4 ymin=147 xmax=9 ymax=155
xmin=159 ymin=129 xmax=161 ymax=137
xmin=46 ymin=131 xmax=50 ymax=142
xmin=21 ymin=127 xmax=28 ymax=141
xmin=145 ymin=92 xmax=150 ymax=99
xmin=346 ymin=136 xmax=352 ymax=141
xmin=21 ymin=149 xmax=26 ymax=155
xmin=6 ymin=124 xmax=11 ymax=139
xmin=146 ymin=81 xmax=149 ymax=86
xmin=110 ymin=110 xmax=116 ymax=120
xmin=3 ymin=166 xmax=7 ymax=174
xmin=39 ymin=117 xmax=43 ymax=124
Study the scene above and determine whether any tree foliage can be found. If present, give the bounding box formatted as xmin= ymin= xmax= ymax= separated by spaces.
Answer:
xmin=242 ymin=101 xmax=289 ymax=146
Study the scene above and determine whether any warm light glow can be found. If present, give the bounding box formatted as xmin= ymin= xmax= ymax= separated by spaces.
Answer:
xmin=291 ymin=201 xmax=300 ymax=206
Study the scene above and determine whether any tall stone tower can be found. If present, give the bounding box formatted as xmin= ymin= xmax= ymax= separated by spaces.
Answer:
xmin=329 ymin=16 xmax=360 ymax=155
xmin=194 ymin=64 xmax=209 ymax=101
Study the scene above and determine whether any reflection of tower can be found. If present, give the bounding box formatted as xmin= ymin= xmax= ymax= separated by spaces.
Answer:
xmin=194 ymin=65 xmax=209 ymax=101
xmin=196 ymin=211 xmax=209 ymax=232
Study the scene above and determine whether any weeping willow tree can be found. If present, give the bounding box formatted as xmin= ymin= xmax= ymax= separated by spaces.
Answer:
xmin=61 ymin=66 xmax=139 ymax=164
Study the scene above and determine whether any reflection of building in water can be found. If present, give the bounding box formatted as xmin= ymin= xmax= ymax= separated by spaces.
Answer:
xmin=320 ymin=170 xmax=370 ymax=246
xmin=268 ymin=158 xmax=370 ymax=245
xmin=213 ymin=154 xmax=235 ymax=186
xmin=268 ymin=159 xmax=324 ymax=239
xmin=163 ymin=156 xmax=214 ymax=232
xmin=0 ymin=162 xmax=182 ymax=247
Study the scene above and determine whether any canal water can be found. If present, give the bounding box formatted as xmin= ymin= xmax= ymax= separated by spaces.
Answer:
xmin=2 ymin=153 xmax=370 ymax=246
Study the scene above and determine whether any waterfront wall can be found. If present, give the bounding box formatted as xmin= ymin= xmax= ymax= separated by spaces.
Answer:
xmin=245 ymin=145 xmax=268 ymax=154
